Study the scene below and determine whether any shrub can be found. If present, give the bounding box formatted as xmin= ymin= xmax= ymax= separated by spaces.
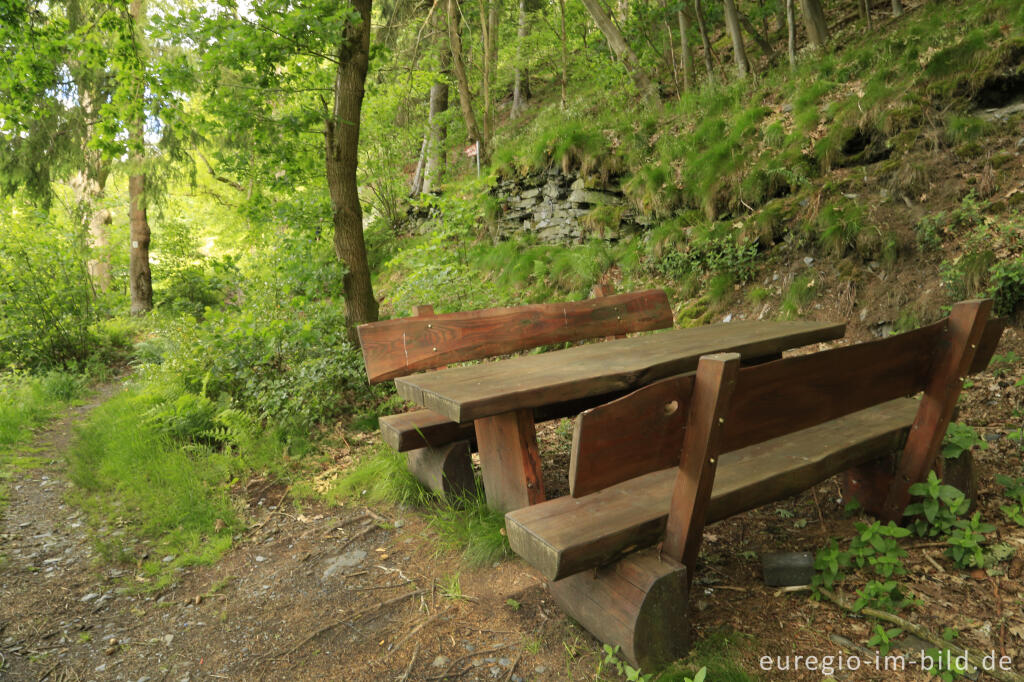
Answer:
xmin=0 ymin=201 xmax=98 ymax=369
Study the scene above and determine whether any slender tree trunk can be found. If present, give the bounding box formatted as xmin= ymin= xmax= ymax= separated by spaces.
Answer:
xmin=694 ymin=0 xmax=715 ymax=80
xmin=859 ymin=0 xmax=873 ymax=30
xmin=661 ymin=3 xmax=680 ymax=95
xmin=511 ymin=0 xmax=530 ymax=119
xmin=558 ymin=0 xmax=569 ymax=108
xmin=423 ymin=39 xmax=449 ymax=194
xmin=799 ymin=0 xmax=829 ymax=49
xmin=327 ymin=0 xmax=378 ymax=340
xmin=128 ymin=0 xmax=152 ymax=316
xmin=578 ymin=0 xmax=655 ymax=99
xmin=891 ymin=0 xmax=903 ymax=17
xmin=677 ymin=10 xmax=694 ymax=92
xmin=786 ymin=0 xmax=797 ymax=69
xmin=447 ymin=0 xmax=484 ymax=161
xmin=410 ymin=135 xmax=428 ymax=197
xmin=722 ymin=0 xmax=750 ymax=78
xmin=72 ymin=90 xmax=112 ymax=293
xmin=476 ymin=0 xmax=499 ymax=157
xmin=128 ymin=172 xmax=152 ymax=316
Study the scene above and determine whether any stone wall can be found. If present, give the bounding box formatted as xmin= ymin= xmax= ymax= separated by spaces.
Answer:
xmin=491 ymin=170 xmax=649 ymax=244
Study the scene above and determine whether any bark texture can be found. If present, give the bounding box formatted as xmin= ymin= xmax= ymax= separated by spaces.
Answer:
xmin=722 ymin=0 xmax=750 ymax=78
xmin=128 ymin=0 xmax=152 ymax=316
xmin=511 ymin=0 xmax=530 ymax=119
xmin=447 ymin=0 xmax=484 ymax=159
xmin=128 ymin=172 xmax=153 ymax=315
xmin=677 ymin=10 xmax=694 ymax=92
xmin=327 ymin=0 xmax=379 ymax=341
xmin=694 ymin=0 xmax=715 ymax=80
xmin=799 ymin=0 xmax=829 ymax=49
xmin=786 ymin=0 xmax=797 ymax=69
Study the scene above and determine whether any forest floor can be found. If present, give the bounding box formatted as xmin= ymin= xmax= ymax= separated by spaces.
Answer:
xmin=2 ymin=325 xmax=1024 ymax=682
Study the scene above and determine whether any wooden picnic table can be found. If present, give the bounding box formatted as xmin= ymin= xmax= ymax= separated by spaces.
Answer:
xmin=394 ymin=319 xmax=846 ymax=512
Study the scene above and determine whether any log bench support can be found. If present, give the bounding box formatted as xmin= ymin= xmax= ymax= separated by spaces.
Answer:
xmin=406 ymin=440 xmax=475 ymax=497
xmin=549 ymin=548 xmax=690 ymax=671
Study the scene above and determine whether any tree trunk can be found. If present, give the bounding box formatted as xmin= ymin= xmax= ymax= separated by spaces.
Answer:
xmin=511 ymin=0 xmax=530 ymax=119
xmin=786 ymin=0 xmax=797 ymax=69
xmin=860 ymin=0 xmax=873 ymax=30
xmin=578 ymin=0 xmax=656 ymax=99
xmin=694 ymin=0 xmax=715 ymax=80
xmin=677 ymin=10 xmax=694 ymax=92
xmin=722 ymin=0 xmax=750 ymax=78
xmin=72 ymin=89 xmax=112 ymax=293
xmin=891 ymin=0 xmax=903 ymax=17
xmin=128 ymin=172 xmax=153 ymax=316
xmin=799 ymin=0 xmax=829 ymax=49
xmin=477 ymin=0 xmax=499 ymax=158
xmin=447 ymin=0 xmax=484 ymax=162
xmin=128 ymin=0 xmax=152 ymax=316
xmin=327 ymin=0 xmax=379 ymax=341
xmin=410 ymin=135 xmax=428 ymax=197
xmin=423 ymin=44 xmax=449 ymax=194
xmin=558 ymin=0 xmax=569 ymax=108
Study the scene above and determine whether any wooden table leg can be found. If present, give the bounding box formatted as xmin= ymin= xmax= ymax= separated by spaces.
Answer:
xmin=474 ymin=409 xmax=545 ymax=512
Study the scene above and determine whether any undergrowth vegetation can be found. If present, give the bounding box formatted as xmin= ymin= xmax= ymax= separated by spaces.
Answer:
xmin=327 ymin=445 xmax=511 ymax=567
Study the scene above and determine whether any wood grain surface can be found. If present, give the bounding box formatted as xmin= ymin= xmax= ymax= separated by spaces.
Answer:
xmin=506 ymin=398 xmax=919 ymax=580
xmin=396 ymin=320 xmax=846 ymax=422
xmin=358 ymin=289 xmax=673 ymax=383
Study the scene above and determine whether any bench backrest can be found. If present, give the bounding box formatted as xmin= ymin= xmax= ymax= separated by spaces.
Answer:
xmin=570 ymin=299 xmax=1003 ymax=573
xmin=570 ymin=304 xmax=1004 ymax=498
xmin=357 ymin=289 xmax=673 ymax=384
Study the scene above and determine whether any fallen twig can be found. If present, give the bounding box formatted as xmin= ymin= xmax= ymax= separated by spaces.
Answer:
xmin=425 ymin=643 xmax=514 ymax=680
xmin=391 ymin=606 xmax=453 ymax=652
xmin=335 ymin=522 xmax=380 ymax=553
xmin=923 ymin=552 xmax=944 ymax=572
xmin=828 ymin=633 xmax=879 ymax=661
xmin=818 ymin=588 xmax=1024 ymax=682
xmin=343 ymin=580 xmax=413 ymax=593
xmin=396 ymin=644 xmax=419 ymax=681
xmin=267 ymin=589 xmax=425 ymax=660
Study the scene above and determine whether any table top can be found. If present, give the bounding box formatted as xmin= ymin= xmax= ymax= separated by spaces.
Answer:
xmin=394 ymin=320 xmax=846 ymax=423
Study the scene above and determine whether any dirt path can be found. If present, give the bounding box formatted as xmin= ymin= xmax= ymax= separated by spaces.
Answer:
xmin=0 ymin=383 xmax=572 ymax=682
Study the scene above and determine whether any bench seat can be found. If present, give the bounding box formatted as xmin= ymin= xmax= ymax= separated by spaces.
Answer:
xmin=506 ymin=397 xmax=919 ymax=581
xmin=379 ymin=410 xmax=477 ymax=452
xmin=379 ymin=392 xmax=637 ymax=452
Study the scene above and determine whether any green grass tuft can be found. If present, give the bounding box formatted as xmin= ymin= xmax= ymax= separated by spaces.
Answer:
xmin=331 ymin=446 xmax=511 ymax=566
xmin=68 ymin=383 xmax=241 ymax=580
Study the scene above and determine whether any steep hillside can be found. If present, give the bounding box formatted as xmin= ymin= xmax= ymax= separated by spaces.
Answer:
xmin=377 ymin=0 xmax=1024 ymax=340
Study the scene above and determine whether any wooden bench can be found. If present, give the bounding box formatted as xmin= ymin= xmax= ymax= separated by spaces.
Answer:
xmin=505 ymin=299 xmax=1005 ymax=669
xmin=356 ymin=288 xmax=674 ymax=496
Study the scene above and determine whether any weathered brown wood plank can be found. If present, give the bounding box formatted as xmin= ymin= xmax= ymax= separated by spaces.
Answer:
xmin=663 ymin=353 xmax=740 ymax=572
xmin=358 ymin=290 xmax=673 ymax=383
xmin=381 ymin=390 xmax=635 ymax=453
xmin=879 ymin=299 xmax=992 ymax=520
xmin=397 ymin=320 xmax=846 ymax=423
xmin=379 ymin=410 xmax=477 ymax=452
xmin=569 ymin=375 xmax=694 ymax=498
xmin=506 ymin=398 xmax=919 ymax=581
xmin=475 ymin=409 xmax=545 ymax=511
xmin=719 ymin=320 xmax=943 ymax=453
